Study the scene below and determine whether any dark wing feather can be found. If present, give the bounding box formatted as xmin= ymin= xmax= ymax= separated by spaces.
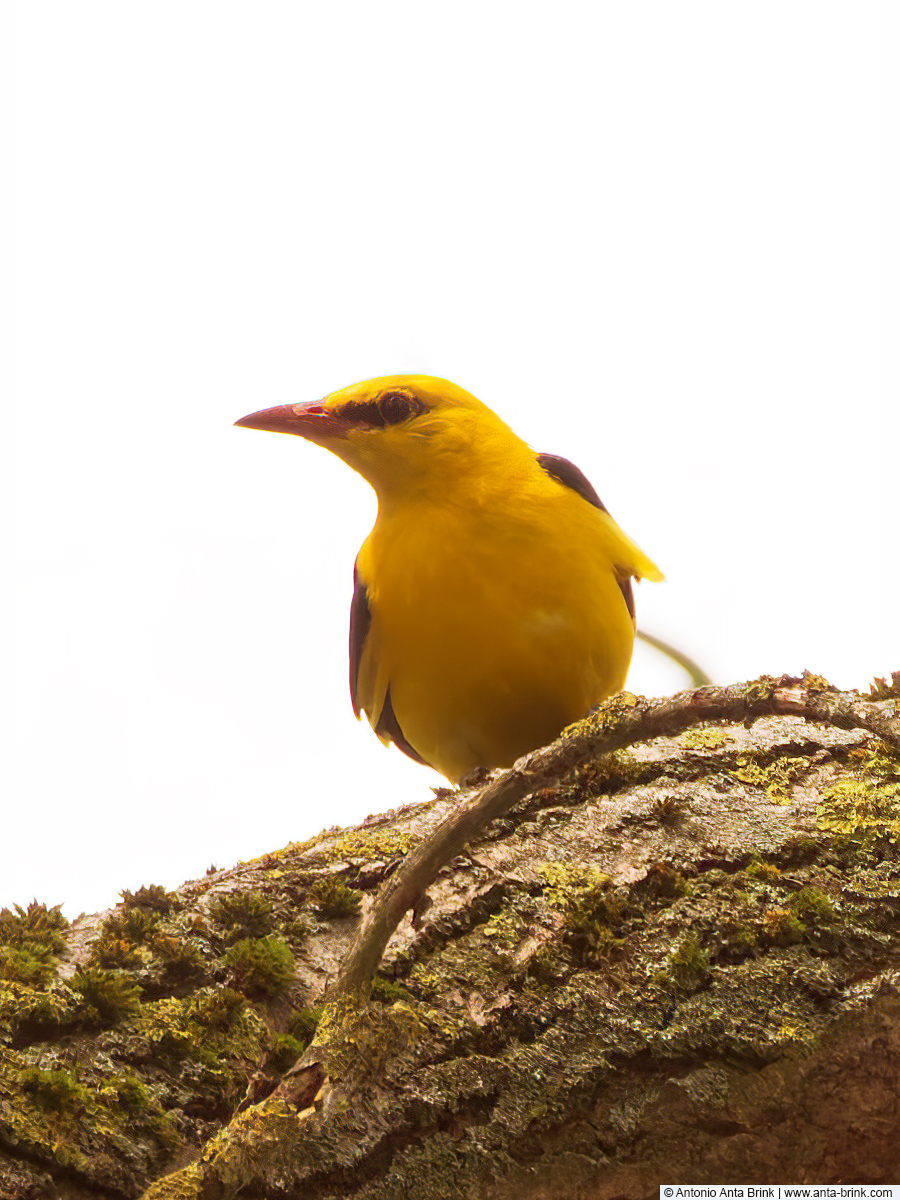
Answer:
xmin=349 ymin=560 xmax=430 ymax=766
xmin=536 ymin=452 xmax=635 ymax=621
xmin=536 ymin=453 xmax=609 ymax=513
xmin=349 ymin=559 xmax=371 ymax=718
xmin=374 ymin=686 xmax=429 ymax=766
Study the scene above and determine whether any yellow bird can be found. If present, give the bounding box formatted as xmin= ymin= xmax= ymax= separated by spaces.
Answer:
xmin=236 ymin=376 xmax=662 ymax=783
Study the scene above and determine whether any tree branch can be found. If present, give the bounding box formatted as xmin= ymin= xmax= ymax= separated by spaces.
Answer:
xmin=282 ymin=671 xmax=899 ymax=1097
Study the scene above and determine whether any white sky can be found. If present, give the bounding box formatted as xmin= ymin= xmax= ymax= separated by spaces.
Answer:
xmin=8 ymin=2 xmax=897 ymax=918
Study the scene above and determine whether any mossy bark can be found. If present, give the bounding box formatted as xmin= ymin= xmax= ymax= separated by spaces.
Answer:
xmin=3 ymin=711 xmax=900 ymax=1199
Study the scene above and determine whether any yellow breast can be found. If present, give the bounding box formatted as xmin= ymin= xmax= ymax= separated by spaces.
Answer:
xmin=356 ymin=482 xmax=638 ymax=781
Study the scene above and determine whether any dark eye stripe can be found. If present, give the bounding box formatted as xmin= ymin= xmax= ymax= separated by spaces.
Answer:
xmin=343 ymin=400 xmax=384 ymax=427
xmin=336 ymin=393 xmax=426 ymax=429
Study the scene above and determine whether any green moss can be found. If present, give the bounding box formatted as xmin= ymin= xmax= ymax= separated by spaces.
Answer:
xmin=801 ymin=672 xmax=832 ymax=693
xmin=90 ymin=897 xmax=205 ymax=976
xmin=280 ymin=834 xmax=321 ymax=855
xmin=208 ymin=891 xmax=276 ymax=941
xmin=788 ymin=886 xmax=836 ymax=923
xmin=733 ymin=754 xmax=810 ymax=803
xmin=528 ymin=945 xmax=568 ymax=984
xmin=21 ymin=1066 xmax=90 ymax=1114
xmin=760 ymin=907 xmax=804 ymax=946
xmin=1 ymin=1028 xmax=185 ymax=1187
xmin=852 ymin=743 xmax=900 ymax=781
xmin=484 ymin=909 xmax=522 ymax=951
xmin=780 ymin=835 xmax=820 ymax=865
xmin=680 ymin=725 xmax=728 ymax=750
xmin=583 ymin=691 xmax=640 ymax=733
xmin=289 ymin=1004 xmax=324 ymax=1046
xmin=814 ymin=740 xmax=900 ymax=844
xmin=224 ymin=936 xmax=294 ymax=998
xmin=818 ymin=779 xmax=900 ymax=842
xmin=636 ymin=862 xmax=689 ymax=902
xmin=150 ymin=932 xmax=205 ymax=977
xmin=565 ymin=885 xmax=626 ymax=947
xmin=869 ymin=673 xmax=900 ymax=701
xmin=307 ymin=877 xmax=363 ymax=918
xmin=104 ymin=905 xmax=161 ymax=944
xmin=744 ymin=858 xmax=783 ymax=884
xmin=282 ymin=912 xmax=315 ymax=944
xmin=88 ymin=932 xmax=145 ymax=970
xmin=0 ymin=1092 xmax=86 ymax=1172
xmin=669 ymin=934 xmax=711 ymax=989
xmin=120 ymin=884 xmax=173 ymax=913
xmin=147 ymin=990 xmax=262 ymax=1058
xmin=537 ymin=862 xmax=610 ymax=909
xmin=321 ymin=827 xmax=418 ymax=864
xmin=371 ymin=976 xmax=417 ymax=1004
xmin=733 ymin=758 xmax=768 ymax=790
xmin=716 ymin=919 xmax=758 ymax=954
xmin=137 ymin=990 xmax=268 ymax=1108
xmin=0 ymin=902 xmax=68 ymax=956
xmin=649 ymin=793 xmax=684 ymax=823
xmin=536 ymin=863 xmax=629 ymax=964
xmin=141 ymin=999 xmax=209 ymax=1064
xmin=746 ymin=674 xmax=778 ymax=703
xmin=70 ymin=966 xmax=141 ymax=1026
xmin=88 ymin=905 xmax=170 ymax=969
xmin=0 ymin=943 xmax=58 ymax=987
xmin=576 ymin=748 xmax=654 ymax=793
xmin=311 ymin=994 xmax=428 ymax=1079
xmin=267 ymin=1032 xmax=306 ymax=1072
xmin=407 ymin=963 xmax=444 ymax=999
xmin=565 ymin=918 xmax=624 ymax=964
xmin=0 ymin=980 xmax=79 ymax=1038
xmin=102 ymin=1071 xmax=152 ymax=1115
xmin=190 ymin=986 xmax=247 ymax=1031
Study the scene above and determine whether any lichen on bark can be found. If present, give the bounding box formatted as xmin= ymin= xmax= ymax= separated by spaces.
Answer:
xmin=2 ymin=678 xmax=900 ymax=1198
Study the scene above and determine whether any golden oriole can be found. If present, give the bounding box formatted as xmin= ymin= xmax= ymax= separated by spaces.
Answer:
xmin=236 ymin=376 xmax=662 ymax=783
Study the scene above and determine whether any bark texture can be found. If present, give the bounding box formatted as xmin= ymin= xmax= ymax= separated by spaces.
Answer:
xmin=2 ymin=692 xmax=900 ymax=1199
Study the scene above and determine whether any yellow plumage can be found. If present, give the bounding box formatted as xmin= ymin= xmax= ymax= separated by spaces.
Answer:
xmin=236 ymin=375 xmax=662 ymax=782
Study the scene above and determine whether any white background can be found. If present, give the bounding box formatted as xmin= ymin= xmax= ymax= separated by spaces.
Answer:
xmin=8 ymin=2 xmax=897 ymax=918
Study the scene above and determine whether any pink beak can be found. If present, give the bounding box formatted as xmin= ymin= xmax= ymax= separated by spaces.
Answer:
xmin=234 ymin=401 xmax=350 ymax=444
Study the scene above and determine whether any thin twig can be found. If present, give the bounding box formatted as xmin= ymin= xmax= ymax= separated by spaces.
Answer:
xmin=635 ymin=629 xmax=713 ymax=688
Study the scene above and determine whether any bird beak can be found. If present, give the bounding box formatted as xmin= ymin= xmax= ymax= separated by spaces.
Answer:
xmin=234 ymin=401 xmax=351 ymax=445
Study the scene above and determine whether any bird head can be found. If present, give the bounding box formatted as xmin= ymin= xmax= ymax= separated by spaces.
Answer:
xmin=235 ymin=375 xmax=531 ymax=502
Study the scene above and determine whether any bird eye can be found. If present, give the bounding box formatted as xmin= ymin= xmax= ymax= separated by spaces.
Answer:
xmin=378 ymin=391 xmax=415 ymax=425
